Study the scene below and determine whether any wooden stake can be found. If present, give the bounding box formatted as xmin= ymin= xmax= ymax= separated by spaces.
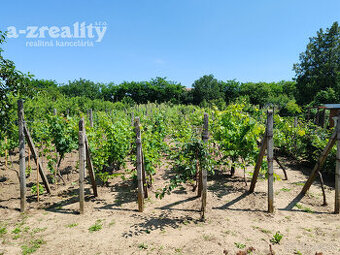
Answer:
xmin=18 ymin=100 xmax=26 ymax=212
xmin=141 ymin=148 xmax=148 ymax=198
xmin=201 ymin=113 xmax=209 ymax=219
xmin=335 ymin=117 xmax=340 ymax=213
xmin=24 ymin=125 xmax=51 ymax=193
xmin=300 ymin=130 xmax=337 ymax=195
xmin=267 ymin=110 xmax=274 ymax=213
xmin=28 ymin=146 xmax=31 ymax=171
xmin=53 ymin=108 xmax=57 ymax=116
xmin=317 ymin=170 xmax=327 ymax=206
xmin=249 ymin=136 xmax=267 ymax=193
xmin=134 ymin=117 xmax=144 ymax=212
xmin=85 ymin=135 xmax=98 ymax=197
xmin=78 ymin=118 xmax=86 ymax=214
xmin=89 ymin=109 xmax=93 ymax=128
xmin=131 ymin=112 xmax=134 ymax=126
xmin=274 ymin=155 xmax=288 ymax=180
xmin=4 ymin=136 xmax=8 ymax=171
xmin=37 ymin=163 xmax=40 ymax=202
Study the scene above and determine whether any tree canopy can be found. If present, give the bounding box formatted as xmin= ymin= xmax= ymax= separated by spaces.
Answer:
xmin=293 ymin=21 xmax=340 ymax=105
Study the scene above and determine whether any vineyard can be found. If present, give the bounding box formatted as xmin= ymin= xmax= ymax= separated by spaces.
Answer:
xmin=0 ymin=99 xmax=339 ymax=254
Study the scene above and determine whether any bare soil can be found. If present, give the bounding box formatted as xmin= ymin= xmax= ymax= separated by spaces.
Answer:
xmin=0 ymin=150 xmax=339 ymax=255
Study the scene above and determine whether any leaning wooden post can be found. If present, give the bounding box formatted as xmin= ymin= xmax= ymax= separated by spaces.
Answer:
xmin=89 ymin=109 xmax=93 ymax=128
xmin=4 ymin=136 xmax=8 ymax=170
xmin=201 ymin=113 xmax=209 ymax=219
xmin=300 ymin=130 xmax=337 ymax=195
xmin=267 ymin=110 xmax=274 ymax=213
xmin=18 ymin=100 xmax=26 ymax=212
xmin=53 ymin=108 xmax=57 ymax=116
xmin=78 ymin=118 xmax=86 ymax=214
xmin=134 ymin=117 xmax=144 ymax=212
xmin=249 ymin=136 xmax=267 ymax=193
xmin=335 ymin=116 xmax=340 ymax=213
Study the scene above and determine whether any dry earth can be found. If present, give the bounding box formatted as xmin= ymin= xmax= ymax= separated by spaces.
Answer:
xmin=0 ymin=149 xmax=339 ymax=255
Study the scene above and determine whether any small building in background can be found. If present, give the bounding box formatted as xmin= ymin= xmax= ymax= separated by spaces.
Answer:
xmin=318 ymin=104 xmax=340 ymax=128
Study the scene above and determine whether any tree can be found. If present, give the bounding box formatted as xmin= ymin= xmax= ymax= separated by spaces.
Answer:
xmin=221 ymin=79 xmax=240 ymax=104
xmin=0 ymin=30 xmax=34 ymax=136
xmin=293 ymin=22 xmax=340 ymax=105
xmin=191 ymin=74 xmax=224 ymax=105
xmin=59 ymin=79 xmax=104 ymax=100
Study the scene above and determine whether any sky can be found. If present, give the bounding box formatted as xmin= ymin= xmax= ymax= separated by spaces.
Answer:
xmin=0 ymin=0 xmax=339 ymax=87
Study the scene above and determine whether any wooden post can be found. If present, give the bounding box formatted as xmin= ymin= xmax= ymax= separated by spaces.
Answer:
xmin=66 ymin=109 xmax=70 ymax=117
xmin=267 ymin=110 xmax=274 ymax=213
xmin=78 ymin=118 xmax=86 ymax=214
xmin=24 ymin=125 xmax=51 ymax=193
xmin=201 ymin=113 xmax=209 ymax=219
xmin=36 ymin=163 xmax=40 ymax=202
xmin=89 ymin=109 xmax=93 ymax=128
xmin=315 ymin=108 xmax=320 ymax=125
xmin=294 ymin=117 xmax=298 ymax=128
xmin=307 ymin=108 xmax=311 ymax=121
xmin=141 ymin=148 xmax=148 ymax=198
xmin=320 ymin=109 xmax=326 ymax=128
xmin=4 ymin=136 xmax=8 ymax=171
xmin=249 ymin=136 xmax=268 ymax=193
xmin=85 ymin=135 xmax=98 ymax=197
xmin=131 ymin=112 xmax=134 ymax=126
xmin=28 ymin=146 xmax=31 ymax=172
xmin=335 ymin=117 xmax=340 ymax=213
xmin=18 ymin=100 xmax=26 ymax=212
xmin=53 ymin=109 xmax=58 ymax=181
xmin=300 ymin=130 xmax=337 ymax=195
xmin=134 ymin=117 xmax=144 ymax=212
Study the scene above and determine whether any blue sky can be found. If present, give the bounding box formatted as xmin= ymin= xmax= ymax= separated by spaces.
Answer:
xmin=1 ymin=0 xmax=339 ymax=87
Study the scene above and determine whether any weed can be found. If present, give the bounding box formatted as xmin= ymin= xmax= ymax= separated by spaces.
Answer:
xmin=66 ymin=223 xmax=78 ymax=228
xmin=32 ymin=227 xmax=47 ymax=233
xmin=281 ymin=187 xmax=291 ymax=192
xmin=109 ymin=220 xmax=115 ymax=226
xmin=175 ymin=248 xmax=183 ymax=254
xmin=203 ymin=234 xmax=215 ymax=241
xmin=294 ymin=250 xmax=302 ymax=255
xmin=21 ymin=239 xmax=45 ymax=255
xmin=138 ymin=243 xmax=148 ymax=250
xmin=295 ymin=203 xmax=314 ymax=213
xmin=270 ymin=231 xmax=283 ymax=244
xmin=12 ymin=227 xmax=21 ymax=234
xmin=13 ymin=234 xmax=20 ymax=240
xmin=0 ymin=227 xmax=7 ymax=236
xmin=234 ymin=242 xmax=246 ymax=249
xmin=88 ymin=220 xmax=102 ymax=232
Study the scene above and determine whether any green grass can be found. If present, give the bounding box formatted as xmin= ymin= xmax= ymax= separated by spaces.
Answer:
xmin=12 ymin=227 xmax=21 ymax=234
xmin=32 ymin=227 xmax=47 ymax=233
xmin=21 ymin=239 xmax=45 ymax=255
xmin=138 ymin=243 xmax=148 ymax=250
xmin=0 ymin=227 xmax=7 ymax=236
xmin=281 ymin=187 xmax=291 ymax=192
xmin=88 ymin=220 xmax=103 ymax=232
xmin=234 ymin=242 xmax=246 ymax=249
xmin=295 ymin=203 xmax=314 ymax=213
xmin=66 ymin=223 xmax=78 ymax=228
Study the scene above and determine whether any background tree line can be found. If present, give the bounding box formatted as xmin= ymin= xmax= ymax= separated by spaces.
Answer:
xmin=1 ymin=21 xmax=339 ymax=133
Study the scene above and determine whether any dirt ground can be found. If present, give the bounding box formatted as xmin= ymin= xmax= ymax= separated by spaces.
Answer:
xmin=0 ymin=150 xmax=340 ymax=255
